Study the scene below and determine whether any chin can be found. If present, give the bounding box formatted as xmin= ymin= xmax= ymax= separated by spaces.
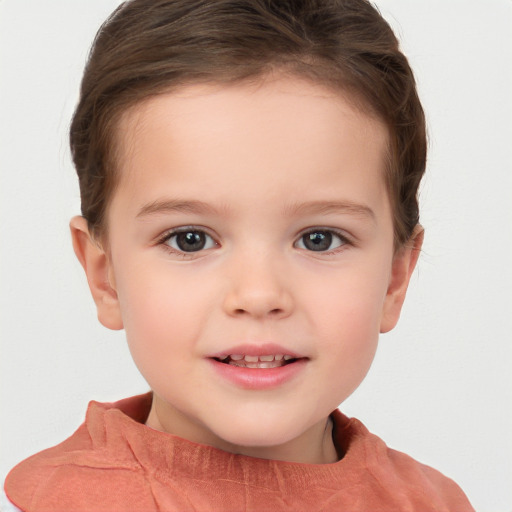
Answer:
xmin=210 ymin=414 xmax=310 ymax=452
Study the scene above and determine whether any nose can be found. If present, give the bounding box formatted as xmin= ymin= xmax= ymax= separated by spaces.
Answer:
xmin=222 ymin=251 xmax=294 ymax=320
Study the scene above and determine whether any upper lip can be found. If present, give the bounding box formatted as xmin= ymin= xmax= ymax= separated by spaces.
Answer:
xmin=209 ymin=343 xmax=306 ymax=360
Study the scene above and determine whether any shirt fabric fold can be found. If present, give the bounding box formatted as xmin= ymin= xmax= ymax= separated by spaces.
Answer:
xmin=5 ymin=393 xmax=474 ymax=511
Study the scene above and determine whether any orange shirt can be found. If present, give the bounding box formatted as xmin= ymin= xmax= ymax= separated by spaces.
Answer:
xmin=5 ymin=393 xmax=474 ymax=511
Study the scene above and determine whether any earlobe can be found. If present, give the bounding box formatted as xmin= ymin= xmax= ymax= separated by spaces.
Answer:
xmin=69 ymin=216 xmax=123 ymax=331
xmin=380 ymin=226 xmax=424 ymax=333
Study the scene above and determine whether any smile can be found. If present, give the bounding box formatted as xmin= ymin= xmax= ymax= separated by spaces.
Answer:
xmin=208 ymin=345 xmax=308 ymax=389
xmin=209 ymin=356 xmax=307 ymax=390
xmin=215 ymin=354 xmax=297 ymax=368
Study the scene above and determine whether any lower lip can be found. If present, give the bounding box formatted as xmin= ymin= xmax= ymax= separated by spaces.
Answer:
xmin=208 ymin=358 xmax=307 ymax=390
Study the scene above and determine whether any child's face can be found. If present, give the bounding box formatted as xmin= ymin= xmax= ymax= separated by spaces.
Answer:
xmin=73 ymin=76 xmax=418 ymax=461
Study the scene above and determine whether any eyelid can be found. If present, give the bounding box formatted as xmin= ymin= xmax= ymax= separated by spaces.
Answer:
xmin=156 ymin=226 xmax=219 ymax=256
xmin=294 ymin=227 xmax=353 ymax=253
xmin=154 ymin=225 xmax=353 ymax=257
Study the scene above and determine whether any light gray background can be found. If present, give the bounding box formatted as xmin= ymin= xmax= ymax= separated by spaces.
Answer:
xmin=1 ymin=1 xmax=511 ymax=510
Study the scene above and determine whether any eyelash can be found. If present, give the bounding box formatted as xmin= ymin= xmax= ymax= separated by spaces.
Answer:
xmin=156 ymin=226 xmax=352 ymax=258
xmin=157 ymin=226 xmax=218 ymax=259
xmin=296 ymin=228 xmax=351 ymax=255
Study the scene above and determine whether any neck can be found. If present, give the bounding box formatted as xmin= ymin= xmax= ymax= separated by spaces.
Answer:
xmin=145 ymin=396 xmax=339 ymax=465
xmin=228 ymin=416 xmax=339 ymax=464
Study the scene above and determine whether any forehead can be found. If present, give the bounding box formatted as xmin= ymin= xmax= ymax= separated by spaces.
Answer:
xmin=111 ymin=76 xmax=390 ymax=217
xmin=118 ymin=77 xmax=387 ymax=149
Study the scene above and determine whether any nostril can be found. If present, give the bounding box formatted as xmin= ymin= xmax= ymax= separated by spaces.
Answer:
xmin=233 ymin=308 xmax=284 ymax=316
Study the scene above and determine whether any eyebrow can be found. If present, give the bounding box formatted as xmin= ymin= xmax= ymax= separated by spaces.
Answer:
xmin=136 ymin=199 xmax=222 ymax=218
xmin=283 ymin=200 xmax=376 ymax=221
xmin=136 ymin=198 xmax=375 ymax=221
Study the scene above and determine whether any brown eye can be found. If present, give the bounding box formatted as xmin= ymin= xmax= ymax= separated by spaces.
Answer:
xmin=165 ymin=230 xmax=215 ymax=252
xmin=296 ymin=230 xmax=346 ymax=252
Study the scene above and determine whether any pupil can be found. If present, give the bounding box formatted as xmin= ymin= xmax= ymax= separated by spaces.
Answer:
xmin=304 ymin=231 xmax=332 ymax=251
xmin=177 ymin=231 xmax=206 ymax=252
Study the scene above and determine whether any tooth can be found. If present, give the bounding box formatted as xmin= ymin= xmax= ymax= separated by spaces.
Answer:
xmin=245 ymin=361 xmax=261 ymax=368
xmin=274 ymin=354 xmax=284 ymax=361
xmin=230 ymin=354 xmax=244 ymax=360
xmin=283 ymin=355 xmax=293 ymax=360
xmin=244 ymin=355 xmax=259 ymax=363
xmin=259 ymin=355 xmax=274 ymax=362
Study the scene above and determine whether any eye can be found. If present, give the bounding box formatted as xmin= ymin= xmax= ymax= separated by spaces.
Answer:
xmin=295 ymin=229 xmax=348 ymax=252
xmin=163 ymin=229 xmax=217 ymax=253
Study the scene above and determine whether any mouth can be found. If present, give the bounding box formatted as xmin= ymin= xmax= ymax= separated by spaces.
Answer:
xmin=208 ymin=344 xmax=308 ymax=388
xmin=213 ymin=354 xmax=301 ymax=369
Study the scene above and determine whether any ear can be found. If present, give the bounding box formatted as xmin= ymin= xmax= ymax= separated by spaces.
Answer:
xmin=380 ymin=226 xmax=424 ymax=333
xmin=70 ymin=216 xmax=123 ymax=330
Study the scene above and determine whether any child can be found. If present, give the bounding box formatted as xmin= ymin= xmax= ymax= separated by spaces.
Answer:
xmin=3 ymin=0 xmax=475 ymax=510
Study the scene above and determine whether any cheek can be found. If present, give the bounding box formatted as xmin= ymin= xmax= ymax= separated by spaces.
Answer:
xmin=118 ymin=281 xmax=205 ymax=395
xmin=307 ymin=260 xmax=390 ymax=335
xmin=304 ymin=258 xmax=390 ymax=373
xmin=114 ymin=263 xmax=208 ymax=361
xmin=311 ymin=287 xmax=382 ymax=402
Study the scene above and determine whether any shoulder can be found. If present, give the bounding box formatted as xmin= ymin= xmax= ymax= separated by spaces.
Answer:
xmin=332 ymin=410 xmax=475 ymax=511
xmin=4 ymin=432 xmax=150 ymax=511
xmin=4 ymin=394 xmax=154 ymax=512
xmin=375 ymin=442 xmax=473 ymax=509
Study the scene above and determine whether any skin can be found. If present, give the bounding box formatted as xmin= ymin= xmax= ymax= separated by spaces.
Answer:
xmin=71 ymin=75 xmax=422 ymax=465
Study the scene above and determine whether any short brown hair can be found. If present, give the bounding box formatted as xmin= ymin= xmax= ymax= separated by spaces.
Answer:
xmin=70 ymin=0 xmax=426 ymax=246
